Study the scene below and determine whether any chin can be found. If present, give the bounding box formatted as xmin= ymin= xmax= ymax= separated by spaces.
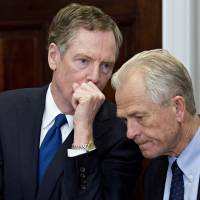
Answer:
xmin=141 ymin=150 xmax=161 ymax=159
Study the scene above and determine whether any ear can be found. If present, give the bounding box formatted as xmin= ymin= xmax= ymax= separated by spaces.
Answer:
xmin=171 ymin=96 xmax=186 ymax=122
xmin=48 ymin=43 xmax=60 ymax=71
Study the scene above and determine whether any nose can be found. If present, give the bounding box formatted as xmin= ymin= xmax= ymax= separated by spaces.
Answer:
xmin=126 ymin=120 xmax=141 ymax=140
xmin=87 ymin=64 xmax=100 ymax=84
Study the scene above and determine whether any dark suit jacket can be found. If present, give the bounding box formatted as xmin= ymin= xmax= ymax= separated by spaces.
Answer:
xmin=0 ymin=85 xmax=143 ymax=200
xmin=144 ymin=157 xmax=200 ymax=200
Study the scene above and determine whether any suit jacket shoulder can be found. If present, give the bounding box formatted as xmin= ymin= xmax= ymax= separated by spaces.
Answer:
xmin=0 ymin=86 xmax=48 ymax=200
xmin=0 ymin=86 xmax=48 ymax=107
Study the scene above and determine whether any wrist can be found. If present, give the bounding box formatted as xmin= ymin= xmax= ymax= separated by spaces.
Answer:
xmin=71 ymin=141 xmax=96 ymax=152
xmin=73 ymin=127 xmax=93 ymax=144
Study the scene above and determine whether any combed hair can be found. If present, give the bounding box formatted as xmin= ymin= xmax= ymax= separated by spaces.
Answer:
xmin=48 ymin=3 xmax=122 ymax=57
xmin=111 ymin=49 xmax=196 ymax=115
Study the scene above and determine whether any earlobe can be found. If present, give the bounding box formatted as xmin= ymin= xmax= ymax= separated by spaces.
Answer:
xmin=48 ymin=43 xmax=59 ymax=71
xmin=172 ymin=96 xmax=185 ymax=122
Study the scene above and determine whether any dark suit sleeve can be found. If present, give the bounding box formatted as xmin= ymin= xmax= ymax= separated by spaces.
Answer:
xmin=100 ymin=137 xmax=143 ymax=200
xmin=63 ymin=127 xmax=143 ymax=200
xmin=60 ymin=101 xmax=143 ymax=200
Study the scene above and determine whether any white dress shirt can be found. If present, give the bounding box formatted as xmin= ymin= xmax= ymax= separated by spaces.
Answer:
xmin=40 ymin=85 xmax=87 ymax=156
xmin=40 ymin=86 xmax=74 ymax=146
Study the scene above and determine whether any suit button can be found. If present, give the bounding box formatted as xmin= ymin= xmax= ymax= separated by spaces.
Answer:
xmin=80 ymin=173 xmax=86 ymax=178
xmin=81 ymin=185 xmax=87 ymax=190
xmin=80 ymin=167 xmax=86 ymax=172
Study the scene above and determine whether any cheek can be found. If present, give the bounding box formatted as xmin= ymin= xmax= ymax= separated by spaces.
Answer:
xmin=152 ymin=119 xmax=179 ymax=150
xmin=140 ymin=115 xmax=179 ymax=158
xmin=103 ymin=73 xmax=112 ymax=83
xmin=61 ymin=66 xmax=86 ymax=85
xmin=53 ymin=68 xmax=75 ymax=95
xmin=143 ymin=114 xmax=175 ymax=142
xmin=161 ymin=114 xmax=178 ymax=135
xmin=102 ymin=76 xmax=110 ymax=85
xmin=153 ymin=110 xmax=176 ymax=130
xmin=97 ymin=75 xmax=111 ymax=90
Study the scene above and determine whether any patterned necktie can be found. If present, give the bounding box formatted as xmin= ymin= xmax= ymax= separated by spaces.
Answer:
xmin=169 ymin=160 xmax=184 ymax=200
xmin=38 ymin=113 xmax=67 ymax=184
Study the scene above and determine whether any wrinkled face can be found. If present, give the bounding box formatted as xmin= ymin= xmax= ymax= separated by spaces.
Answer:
xmin=48 ymin=28 xmax=117 ymax=113
xmin=115 ymin=71 xmax=182 ymax=158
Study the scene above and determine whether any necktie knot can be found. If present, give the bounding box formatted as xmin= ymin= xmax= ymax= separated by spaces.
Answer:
xmin=54 ymin=113 xmax=67 ymax=128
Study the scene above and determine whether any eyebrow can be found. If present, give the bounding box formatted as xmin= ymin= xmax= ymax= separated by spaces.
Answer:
xmin=74 ymin=54 xmax=115 ymax=64
xmin=74 ymin=54 xmax=91 ymax=59
xmin=127 ymin=111 xmax=146 ymax=117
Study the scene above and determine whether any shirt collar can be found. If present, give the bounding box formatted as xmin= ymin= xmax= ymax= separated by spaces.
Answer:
xmin=169 ymin=127 xmax=200 ymax=181
xmin=42 ymin=84 xmax=74 ymax=130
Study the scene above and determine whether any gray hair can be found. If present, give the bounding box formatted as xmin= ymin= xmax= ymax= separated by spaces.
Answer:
xmin=111 ymin=49 xmax=196 ymax=115
xmin=48 ymin=3 xmax=122 ymax=58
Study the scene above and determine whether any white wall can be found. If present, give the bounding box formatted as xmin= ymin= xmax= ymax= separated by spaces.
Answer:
xmin=162 ymin=0 xmax=200 ymax=113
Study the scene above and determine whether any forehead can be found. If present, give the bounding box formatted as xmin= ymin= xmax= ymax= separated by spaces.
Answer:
xmin=115 ymin=70 xmax=151 ymax=116
xmin=67 ymin=28 xmax=117 ymax=60
xmin=71 ymin=28 xmax=116 ymax=48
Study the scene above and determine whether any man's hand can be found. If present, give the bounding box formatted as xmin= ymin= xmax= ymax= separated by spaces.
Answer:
xmin=71 ymin=81 xmax=105 ymax=144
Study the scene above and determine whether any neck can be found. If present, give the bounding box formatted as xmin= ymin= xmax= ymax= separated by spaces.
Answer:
xmin=172 ymin=114 xmax=200 ymax=156
xmin=50 ymin=83 xmax=75 ymax=115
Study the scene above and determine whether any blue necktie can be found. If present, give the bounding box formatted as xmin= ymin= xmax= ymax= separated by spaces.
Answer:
xmin=169 ymin=160 xmax=184 ymax=200
xmin=38 ymin=113 xmax=67 ymax=184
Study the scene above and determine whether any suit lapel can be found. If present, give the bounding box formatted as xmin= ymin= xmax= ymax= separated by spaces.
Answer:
xmin=145 ymin=157 xmax=168 ymax=200
xmin=93 ymin=101 xmax=127 ymax=155
xmin=18 ymin=86 xmax=48 ymax=200
xmin=37 ymin=131 xmax=74 ymax=200
xmin=155 ymin=158 xmax=168 ymax=200
xmin=197 ymin=179 xmax=200 ymax=200
xmin=93 ymin=101 xmax=116 ymax=141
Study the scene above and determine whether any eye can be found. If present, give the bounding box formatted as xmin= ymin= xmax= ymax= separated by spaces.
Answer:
xmin=135 ymin=115 xmax=143 ymax=120
xmin=79 ymin=58 xmax=89 ymax=65
xmin=75 ymin=58 xmax=90 ymax=69
xmin=100 ymin=62 xmax=114 ymax=74
xmin=135 ymin=115 xmax=146 ymax=125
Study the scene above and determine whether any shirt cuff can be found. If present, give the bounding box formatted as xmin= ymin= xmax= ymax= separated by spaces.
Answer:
xmin=67 ymin=148 xmax=87 ymax=157
xmin=67 ymin=148 xmax=96 ymax=157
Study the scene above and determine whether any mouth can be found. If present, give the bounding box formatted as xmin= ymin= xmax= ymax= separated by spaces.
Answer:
xmin=134 ymin=139 xmax=148 ymax=146
xmin=136 ymin=141 xmax=152 ymax=151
